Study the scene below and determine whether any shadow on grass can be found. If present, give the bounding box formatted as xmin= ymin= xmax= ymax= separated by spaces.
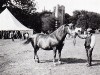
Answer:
xmin=61 ymin=58 xmax=100 ymax=66
xmin=92 ymin=60 xmax=100 ymax=66
xmin=61 ymin=58 xmax=87 ymax=64
xmin=40 ymin=58 xmax=87 ymax=64
xmin=39 ymin=58 xmax=100 ymax=66
xmin=39 ymin=59 xmax=57 ymax=63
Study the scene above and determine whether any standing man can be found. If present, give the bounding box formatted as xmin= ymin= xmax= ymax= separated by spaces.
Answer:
xmin=11 ymin=31 xmax=15 ymax=41
xmin=77 ymin=29 xmax=95 ymax=66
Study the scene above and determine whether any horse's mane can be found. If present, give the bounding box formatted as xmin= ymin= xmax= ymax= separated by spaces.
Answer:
xmin=50 ymin=25 xmax=65 ymax=36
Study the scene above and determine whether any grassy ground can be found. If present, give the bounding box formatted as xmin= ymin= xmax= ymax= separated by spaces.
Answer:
xmin=0 ymin=34 xmax=100 ymax=75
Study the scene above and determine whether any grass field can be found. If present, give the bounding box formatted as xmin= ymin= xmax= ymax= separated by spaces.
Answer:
xmin=0 ymin=34 xmax=100 ymax=75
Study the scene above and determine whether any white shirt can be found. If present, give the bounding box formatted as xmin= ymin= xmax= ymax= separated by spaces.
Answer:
xmin=77 ymin=33 xmax=96 ymax=48
xmin=90 ymin=35 xmax=95 ymax=48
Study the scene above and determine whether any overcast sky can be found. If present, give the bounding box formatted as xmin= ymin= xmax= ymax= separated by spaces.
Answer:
xmin=35 ymin=0 xmax=100 ymax=15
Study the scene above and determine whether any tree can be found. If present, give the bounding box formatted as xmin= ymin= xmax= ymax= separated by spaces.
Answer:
xmin=13 ymin=0 xmax=36 ymax=13
xmin=0 ymin=0 xmax=9 ymax=12
xmin=41 ymin=11 xmax=56 ymax=34
xmin=72 ymin=10 xmax=100 ymax=30
xmin=65 ymin=13 xmax=71 ymax=24
xmin=87 ymin=12 xmax=100 ymax=29
xmin=31 ymin=12 xmax=42 ymax=33
xmin=1 ymin=0 xmax=36 ymax=14
xmin=0 ymin=0 xmax=6 ymax=8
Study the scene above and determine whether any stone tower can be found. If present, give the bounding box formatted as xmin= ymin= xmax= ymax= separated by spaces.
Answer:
xmin=53 ymin=4 xmax=65 ymax=28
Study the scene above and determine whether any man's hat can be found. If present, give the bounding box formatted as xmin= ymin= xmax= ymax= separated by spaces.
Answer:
xmin=87 ymin=28 xmax=92 ymax=32
xmin=87 ymin=28 xmax=94 ymax=33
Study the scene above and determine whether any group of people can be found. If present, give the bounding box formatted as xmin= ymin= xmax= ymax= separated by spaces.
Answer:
xmin=0 ymin=31 xmax=29 ymax=41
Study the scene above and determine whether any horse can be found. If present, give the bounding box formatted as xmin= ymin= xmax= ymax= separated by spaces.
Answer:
xmin=24 ymin=24 xmax=74 ymax=65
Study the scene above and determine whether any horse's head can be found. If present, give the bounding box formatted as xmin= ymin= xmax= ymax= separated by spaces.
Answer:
xmin=64 ymin=24 xmax=81 ymax=37
xmin=63 ymin=24 xmax=74 ymax=35
xmin=57 ymin=24 xmax=71 ymax=36
xmin=64 ymin=24 xmax=78 ymax=46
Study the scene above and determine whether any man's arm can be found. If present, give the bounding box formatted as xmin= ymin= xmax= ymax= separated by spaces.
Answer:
xmin=77 ymin=33 xmax=87 ymax=39
xmin=90 ymin=35 xmax=95 ymax=48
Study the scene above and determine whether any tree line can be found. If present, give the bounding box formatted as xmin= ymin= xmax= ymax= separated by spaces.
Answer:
xmin=71 ymin=10 xmax=100 ymax=31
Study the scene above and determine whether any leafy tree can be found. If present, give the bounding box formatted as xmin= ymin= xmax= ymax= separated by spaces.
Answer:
xmin=31 ymin=12 xmax=42 ymax=33
xmin=1 ymin=0 xmax=36 ymax=14
xmin=72 ymin=10 xmax=100 ymax=30
xmin=0 ymin=0 xmax=9 ymax=12
xmin=41 ymin=11 xmax=56 ymax=34
xmin=65 ymin=13 xmax=71 ymax=24
xmin=87 ymin=12 xmax=100 ymax=29
xmin=11 ymin=0 xmax=36 ymax=14
xmin=0 ymin=0 xmax=6 ymax=8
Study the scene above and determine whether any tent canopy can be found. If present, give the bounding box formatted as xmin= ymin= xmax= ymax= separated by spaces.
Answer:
xmin=0 ymin=8 xmax=32 ymax=31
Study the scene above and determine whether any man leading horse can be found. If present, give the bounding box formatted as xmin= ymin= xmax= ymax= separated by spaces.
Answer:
xmin=76 ymin=28 xmax=96 ymax=67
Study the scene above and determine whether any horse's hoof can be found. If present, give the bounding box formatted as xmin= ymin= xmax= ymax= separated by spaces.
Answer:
xmin=58 ymin=61 xmax=62 ymax=64
xmin=37 ymin=60 xmax=40 ymax=63
xmin=53 ymin=63 xmax=57 ymax=66
xmin=86 ymin=64 xmax=91 ymax=67
xmin=35 ymin=59 xmax=40 ymax=63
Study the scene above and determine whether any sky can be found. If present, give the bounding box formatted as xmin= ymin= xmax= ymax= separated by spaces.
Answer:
xmin=35 ymin=0 xmax=100 ymax=15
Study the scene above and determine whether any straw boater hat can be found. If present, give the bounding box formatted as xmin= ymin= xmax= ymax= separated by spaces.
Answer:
xmin=87 ymin=28 xmax=92 ymax=31
xmin=87 ymin=28 xmax=93 ymax=33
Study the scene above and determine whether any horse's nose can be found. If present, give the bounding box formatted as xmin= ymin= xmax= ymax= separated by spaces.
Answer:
xmin=71 ymin=33 xmax=76 ymax=38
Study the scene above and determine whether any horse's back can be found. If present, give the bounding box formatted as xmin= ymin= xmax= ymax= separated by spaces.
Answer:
xmin=30 ymin=34 xmax=38 ymax=38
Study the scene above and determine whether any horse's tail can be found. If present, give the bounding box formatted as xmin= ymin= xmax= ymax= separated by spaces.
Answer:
xmin=24 ymin=38 xmax=32 ymax=44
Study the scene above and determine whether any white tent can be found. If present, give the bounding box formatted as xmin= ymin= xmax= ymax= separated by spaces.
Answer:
xmin=0 ymin=8 xmax=32 ymax=31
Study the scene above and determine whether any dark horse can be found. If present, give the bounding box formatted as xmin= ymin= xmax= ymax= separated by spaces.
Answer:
xmin=24 ymin=24 xmax=73 ymax=65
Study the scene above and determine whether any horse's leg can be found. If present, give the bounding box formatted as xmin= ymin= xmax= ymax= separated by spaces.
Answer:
xmin=53 ymin=47 xmax=57 ymax=65
xmin=57 ymin=44 xmax=63 ymax=64
xmin=58 ymin=49 xmax=62 ymax=64
xmin=34 ymin=47 xmax=40 ymax=63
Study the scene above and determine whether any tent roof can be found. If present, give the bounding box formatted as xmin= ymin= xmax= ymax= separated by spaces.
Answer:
xmin=0 ymin=8 xmax=32 ymax=31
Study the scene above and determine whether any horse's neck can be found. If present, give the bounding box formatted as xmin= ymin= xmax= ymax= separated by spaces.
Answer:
xmin=52 ymin=29 xmax=67 ymax=41
xmin=60 ymin=33 xmax=67 ymax=43
xmin=67 ymin=26 xmax=72 ymax=34
xmin=49 ymin=27 xmax=60 ymax=37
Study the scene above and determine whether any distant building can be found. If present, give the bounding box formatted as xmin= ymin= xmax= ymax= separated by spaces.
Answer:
xmin=53 ymin=4 xmax=65 ymax=28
